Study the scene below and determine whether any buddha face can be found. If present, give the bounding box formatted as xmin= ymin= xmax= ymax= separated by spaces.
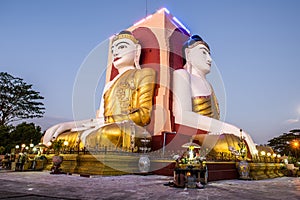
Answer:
xmin=187 ymin=43 xmax=212 ymax=76
xmin=111 ymin=38 xmax=137 ymax=70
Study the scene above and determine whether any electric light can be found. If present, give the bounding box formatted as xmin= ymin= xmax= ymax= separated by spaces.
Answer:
xmin=64 ymin=141 xmax=69 ymax=146
xmin=292 ymin=140 xmax=299 ymax=148
xmin=47 ymin=141 xmax=52 ymax=147
xmin=30 ymin=143 xmax=34 ymax=148
xmin=158 ymin=7 xmax=170 ymax=14
xmin=277 ymin=154 xmax=281 ymax=158
xmin=267 ymin=152 xmax=271 ymax=157
xmin=260 ymin=151 xmax=266 ymax=156
xmin=172 ymin=16 xmax=190 ymax=34
xmin=134 ymin=18 xmax=146 ymax=26
xmin=21 ymin=144 xmax=26 ymax=148
xmin=146 ymin=15 xmax=153 ymax=20
xmin=15 ymin=145 xmax=19 ymax=149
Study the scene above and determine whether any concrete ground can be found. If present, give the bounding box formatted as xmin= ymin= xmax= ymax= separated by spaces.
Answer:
xmin=0 ymin=170 xmax=299 ymax=200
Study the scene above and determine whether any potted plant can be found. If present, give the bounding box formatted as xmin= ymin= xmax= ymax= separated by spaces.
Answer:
xmin=50 ymin=139 xmax=64 ymax=174
xmin=237 ymin=130 xmax=251 ymax=180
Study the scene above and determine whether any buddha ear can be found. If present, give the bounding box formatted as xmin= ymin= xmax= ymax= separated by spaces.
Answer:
xmin=134 ymin=44 xmax=142 ymax=69
xmin=184 ymin=48 xmax=192 ymax=73
xmin=185 ymin=48 xmax=190 ymax=61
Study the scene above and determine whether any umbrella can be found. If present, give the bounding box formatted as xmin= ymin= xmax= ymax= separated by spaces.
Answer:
xmin=181 ymin=142 xmax=201 ymax=149
xmin=34 ymin=143 xmax=48 ymax=148
xmin=279 ymin=155 xmax=288 ymax=160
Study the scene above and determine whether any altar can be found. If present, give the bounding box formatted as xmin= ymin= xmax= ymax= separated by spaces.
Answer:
xmin=174 ymin=163 xmax=208 ymax=188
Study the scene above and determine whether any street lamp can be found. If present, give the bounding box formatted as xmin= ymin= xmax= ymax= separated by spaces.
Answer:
xmin=63 ymin=140 xmax=69 ymax=153
xmin=266 ymin=152 xmax=271 ymax=162
xmin=21 ymin=144 xmax=26 ymax=152
xmin=277 ymin=154 xmax=281 ymax=158
xmin=15 ymin=145 xmax=20 ymax=153
xmin=30 ymin=141 xmax=34 ymax=148
xmin=272 ymin=153 xmax=277 ymax=162
xmin=292 ymin=140 xmax=299 ymax=161
xmin=63 ymin=140 xmax=69 ymax=146
xmin=47 ymin=141 xmax=52 ymax=147
xmin=260 ymin=151 xmax=266 ymax=162
xmin=253 ymin=149 xmax=259 ymax=162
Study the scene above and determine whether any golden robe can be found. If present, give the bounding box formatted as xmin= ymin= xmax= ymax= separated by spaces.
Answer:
xmin=192 ymin=89 xmax=220 ymax=120
xmin=191 ymin=89 xmax=243 ymax=158
xmin=85 ymin=68 xmax=156 ymax=151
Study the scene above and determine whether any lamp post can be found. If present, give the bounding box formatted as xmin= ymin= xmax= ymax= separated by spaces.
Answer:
xmin=266 ymin=152 xmax=271 ymax=163
xmin=272 ymin=153 xmax=277 ymax=162
xmin=276 ymin=154 xmax=281 ymax=163
xmin=47 ymin=141 xmax=52 ymax=154
xmin=260 ymin=151 xmax=266 ymax=162
xmin=15 ymin=145 xmax=20 ymax=153
xmin=30 ymin=140 xmax=34 ymax=147
xmin=292 ymin=140 xmax=299 ymax=162
xmin=21 ymin=144 xmax=26 ymax=152
xmin=29 ymin=140 xmax=34 ymax=154
xmin=253 ymin=149 xmax=259 ymax=162
xmin=63 ymin=140 xmax=69 ymax=154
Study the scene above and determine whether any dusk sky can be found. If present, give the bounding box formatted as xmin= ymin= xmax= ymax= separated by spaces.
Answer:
xmin=1 ymin=0 xmax=300 ymax=145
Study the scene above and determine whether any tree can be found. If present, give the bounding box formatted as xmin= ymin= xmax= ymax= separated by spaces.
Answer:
xmin=0 ymin=122 xmax=43 ymax=154
xmin=0 ymin=72 xmax=45 ymax=125
xmin=268 ymin=129 xmax=300 ymax=160
xmin=0 ymin=124 xmax=13 ymax=153
xmin=10 ymin=122 xmax=42 ymax=146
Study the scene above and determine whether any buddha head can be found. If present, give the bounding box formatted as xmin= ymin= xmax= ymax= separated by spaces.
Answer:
xmin=182 ymin=35 xmax=212 ymax=76
xmin=111 ymin=30 xmax=141 ymax=70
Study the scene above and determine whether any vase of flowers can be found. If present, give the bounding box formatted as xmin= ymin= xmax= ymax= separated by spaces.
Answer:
xmin=50 ymin=139 xmax=64 ymax=174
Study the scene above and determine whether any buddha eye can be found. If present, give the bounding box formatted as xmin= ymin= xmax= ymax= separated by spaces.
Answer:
xmin=111 ymin=46 xmax=115 ymax=54
xmin=118 ymin=45 xmax=127 ymax=50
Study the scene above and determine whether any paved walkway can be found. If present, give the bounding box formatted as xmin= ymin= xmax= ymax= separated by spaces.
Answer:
xmin=0 ymin=170 xmax=299 ymax=200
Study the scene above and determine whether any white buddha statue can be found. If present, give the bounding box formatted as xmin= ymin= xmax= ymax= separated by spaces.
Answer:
xmin=173 ymin=35 xmax=257 ymax=156
xmin=43 ymin=31 xmax=156 ymax=151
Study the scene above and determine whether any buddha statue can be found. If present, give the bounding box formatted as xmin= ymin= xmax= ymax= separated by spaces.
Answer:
xmin=173 ymin=35 xmax=257 ymax=156
xmin=43 ymin=31 xmax=156 ymax=152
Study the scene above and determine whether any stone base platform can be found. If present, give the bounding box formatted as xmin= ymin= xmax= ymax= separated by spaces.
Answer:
xmin=43 ymin=153 xmax=242 ymax=181
xmin=42 ymin=153 xmax=285 ymax=181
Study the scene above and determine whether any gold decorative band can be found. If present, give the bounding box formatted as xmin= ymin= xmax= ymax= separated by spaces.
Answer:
xmin=112 ymin=33 xmax=139 ymax=44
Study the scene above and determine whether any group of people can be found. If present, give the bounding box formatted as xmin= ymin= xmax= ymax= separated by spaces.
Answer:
xmin=1 ymin=153 xmax=14 ymax=169
xmin=42 ymin=30 xmax=257 ymax=156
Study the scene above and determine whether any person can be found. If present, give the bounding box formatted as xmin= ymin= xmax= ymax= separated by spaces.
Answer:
xmin=32 ymin=150 xmax=41 ymax=170
xmin=43 ymin=31 xmax=156 ymax=151
xmin=173 ymin=35 xmax=257 ymax=156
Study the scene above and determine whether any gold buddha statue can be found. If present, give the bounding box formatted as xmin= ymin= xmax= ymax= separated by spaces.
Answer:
xmin=173 ymin=35 xmax=257 ymax=156
xmin=43 ymin=31 xmax=156 ymax=152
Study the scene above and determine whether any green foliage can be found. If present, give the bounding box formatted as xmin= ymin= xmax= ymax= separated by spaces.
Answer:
xmin=0 ymin=72 xmax=45 ymax=125
xmin=0 ymin=122 xmax=43 ymax=154
xmin=268 ymin=129 xmax=300 ymax=161
xmin=0 ymin=146 xmax=5 ymax=154
xmin=52 ymin=139 xmax=64 ymax=155
xmin=238 ymin=137 xmax=247 ymax=160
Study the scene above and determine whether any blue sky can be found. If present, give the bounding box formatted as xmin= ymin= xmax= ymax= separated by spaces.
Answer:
xmin=1 ymin=0 xmax=300 ymax=144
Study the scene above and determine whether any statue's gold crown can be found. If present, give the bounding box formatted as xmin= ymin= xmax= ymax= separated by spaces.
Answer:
xmin=112 ymin=32 xmax=139 ymax=44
